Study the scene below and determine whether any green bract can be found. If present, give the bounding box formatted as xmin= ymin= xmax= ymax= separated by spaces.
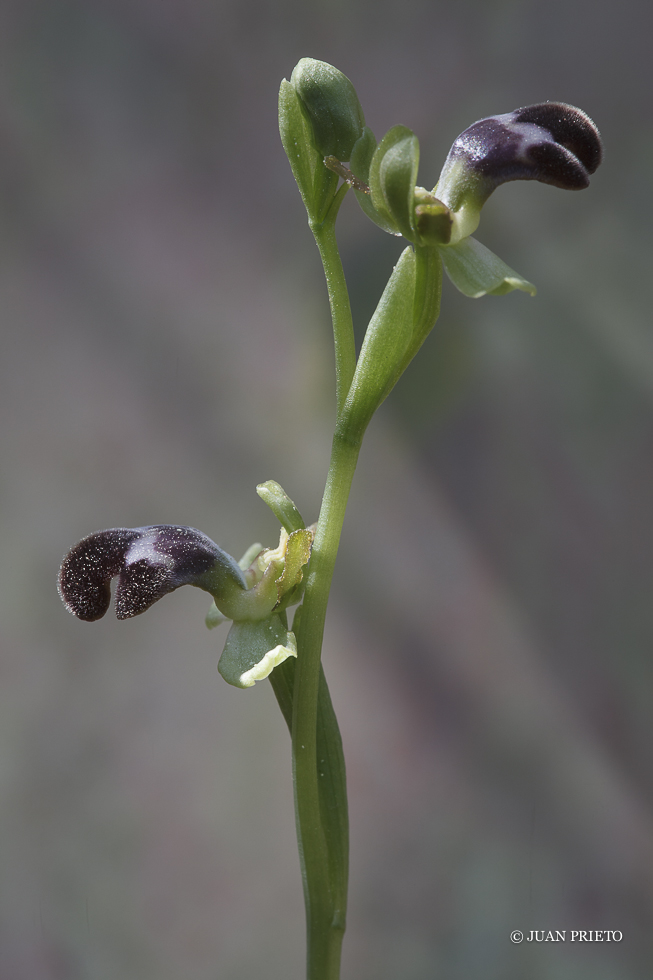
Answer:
xmin=342 ymin=247 xmax=417 ymax=431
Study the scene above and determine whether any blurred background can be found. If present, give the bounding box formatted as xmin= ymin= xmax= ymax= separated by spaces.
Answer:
xmin=1 ymin=0 xmax=651 ymax=977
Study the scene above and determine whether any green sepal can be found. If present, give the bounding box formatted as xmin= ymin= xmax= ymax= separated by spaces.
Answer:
xmin=279 ymin=78 xmax=321 ymax=219
xmin=350 ymin=128 xmax=399 ymax=235
xmin=218 ymin=614 xmax=297 ymax=689
xmin=342 ymin=246 xmax=416 ymax=434
xmin=256 ymin=480 xmax=306 ymax=533
xmin=290 ymin=58 xmax=365 ymax=161
xmin=438 ymin=236 xmax=536 ymax=298
xmin=369 ymin=126 xmax=420 ymax=242
xmin=237 ymin=542 xmax=265 ymax=571
xmin=205 ymin=602 xmax=226 ymax=629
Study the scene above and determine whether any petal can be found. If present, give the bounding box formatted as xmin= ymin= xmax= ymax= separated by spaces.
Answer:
xmin=369 ymin=126 xmax=421 ymax=242
xmin=435 ymin=103 xmax=602 ymax=240
xmin=350 ymin=127 xmax=401 ymax=235
xmin=58 ymin=528 xmax=140 ymax=621
xmin=59 ymin=525 xmax=246 ymax=621
xmin=512 ymin=103 xmax=602 ymax=177
xmin=439 ymin=236 xmax=536 ymax=299
xmin=256 ymin=480 xmax=306 ymax=533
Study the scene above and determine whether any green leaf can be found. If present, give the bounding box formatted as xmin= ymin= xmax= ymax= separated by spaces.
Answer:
xmin=438 ymin=236 xmax=536 ymax=298
xmin=369 ymin=126 xmax=420 ymax=242
xmin=218 ymin=615 xmax=297 ymax=688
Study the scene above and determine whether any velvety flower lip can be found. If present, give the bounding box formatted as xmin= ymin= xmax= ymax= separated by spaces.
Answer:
xmin=437 ymin=102 xmax=602 ymax=207
xmin=58 ymin=525 xmax=246 ymax=622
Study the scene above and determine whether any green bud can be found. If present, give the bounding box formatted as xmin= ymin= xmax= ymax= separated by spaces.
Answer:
xmin=291 ymin=58 xmax=365 ymax=161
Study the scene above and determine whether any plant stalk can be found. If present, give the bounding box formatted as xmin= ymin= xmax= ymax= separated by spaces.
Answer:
xmin=288 ymin=204 xmax=359 ymax=979
xmin=293 ymin=426 xmax=361 ymax=979
xmin=311 ymin=200 xmax=356 ymax=418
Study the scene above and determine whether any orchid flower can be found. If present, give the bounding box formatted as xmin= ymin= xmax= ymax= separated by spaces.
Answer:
xmin=346 ymin=101 xmax=602 ymax=298
xmin=281 ymin=60 xmax=602 ymax=440
xmin=59 ymin=493 xmax=313 ymax=688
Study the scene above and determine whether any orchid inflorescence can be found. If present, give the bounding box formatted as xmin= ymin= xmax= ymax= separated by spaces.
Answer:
xmin=59 ymin=56 xmax=602 ymax=716
xmin=58 ymin=59 xmax=601 ymax=980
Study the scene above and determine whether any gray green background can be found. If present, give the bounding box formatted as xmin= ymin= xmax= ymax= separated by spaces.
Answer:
xmin=1 ymin=1 xmax=651 ymax=977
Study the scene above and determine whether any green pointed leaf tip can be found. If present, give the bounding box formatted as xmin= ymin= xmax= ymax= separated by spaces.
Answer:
xmin=439 ymin=236 xmax=536 ymax=298
xmin=290 ymin=58 xmax=365 ymax=161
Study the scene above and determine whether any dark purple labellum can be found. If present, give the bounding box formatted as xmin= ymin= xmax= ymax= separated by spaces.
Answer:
xmin=58 ymin=526 xmax=245 ymax=621
xmin=441 ymin=102 xmax=602 ymax=197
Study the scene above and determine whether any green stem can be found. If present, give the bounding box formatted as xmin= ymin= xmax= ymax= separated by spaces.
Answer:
xmin=293 ymin=425 xmax=361 ymax=980
xmin=269 ymin=655 xmax=350 ymax=938
xmin=311 ymin=199 xmax=356 ymax=417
